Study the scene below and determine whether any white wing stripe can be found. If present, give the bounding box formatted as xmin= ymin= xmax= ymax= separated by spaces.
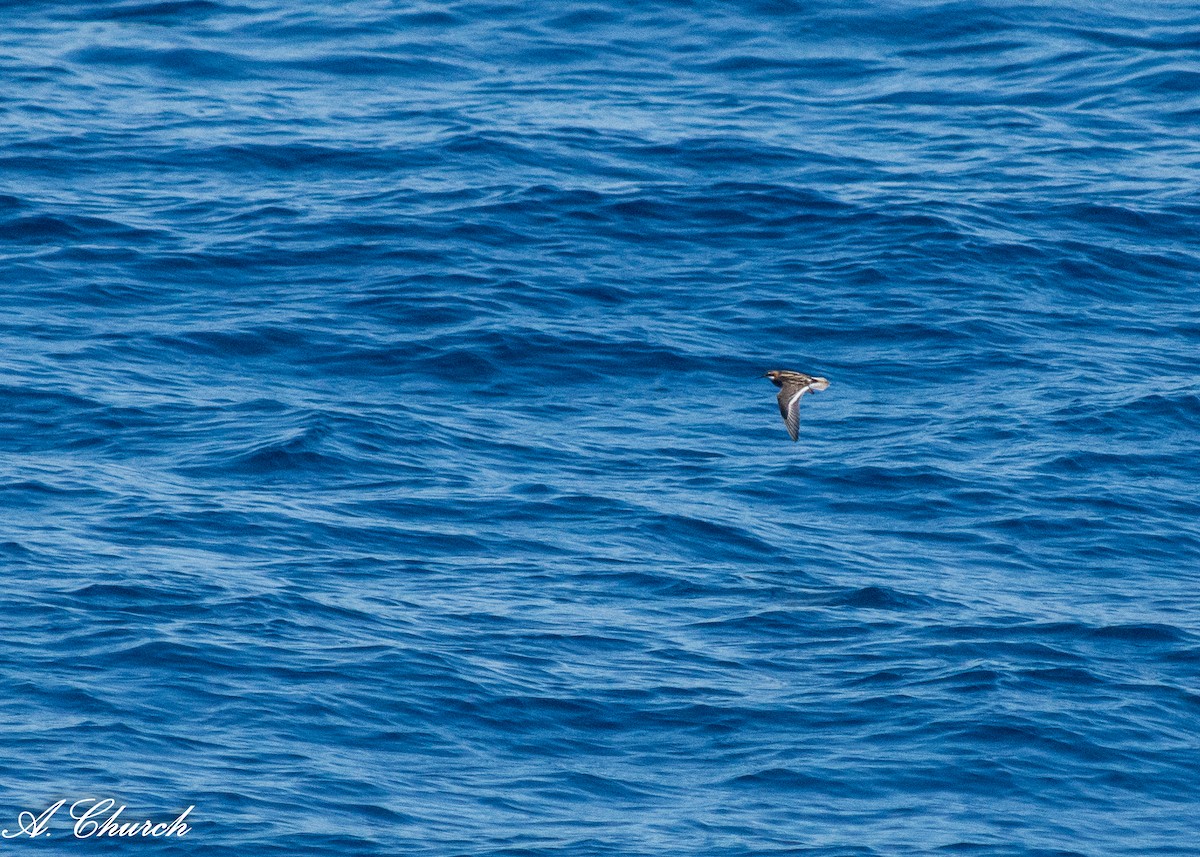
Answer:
xmin=785 ymin=387 xmax=810 ymax=441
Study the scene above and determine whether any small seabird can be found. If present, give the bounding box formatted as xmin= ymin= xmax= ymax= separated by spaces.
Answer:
xmin=764 ymin=369 xmax=830 ymax=441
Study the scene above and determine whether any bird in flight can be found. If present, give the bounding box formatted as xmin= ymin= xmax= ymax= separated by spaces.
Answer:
xmin=763 ymin=370 xmax=830 ymax=441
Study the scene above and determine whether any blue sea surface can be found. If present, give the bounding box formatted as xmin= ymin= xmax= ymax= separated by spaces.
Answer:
xmin=2 ymin=1 xmax=1199 ymax=854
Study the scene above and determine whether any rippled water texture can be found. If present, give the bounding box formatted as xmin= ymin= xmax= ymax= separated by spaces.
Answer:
xmin=2 ymin=1 xmax=1199 ymax=854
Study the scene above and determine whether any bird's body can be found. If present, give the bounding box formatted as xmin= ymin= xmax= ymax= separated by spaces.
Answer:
xmin=764 ymin=369 xmax=829 ymax=441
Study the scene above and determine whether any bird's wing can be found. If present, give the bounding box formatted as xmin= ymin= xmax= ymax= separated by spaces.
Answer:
xmin=776 ymin=388 xmax=791 ymax=421
xmin=783 ymin=383 xmax=816 ymax=442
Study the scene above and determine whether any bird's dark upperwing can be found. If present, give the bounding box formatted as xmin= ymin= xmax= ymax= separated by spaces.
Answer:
xmin=779 ymin=382 xmax=814 ymax=442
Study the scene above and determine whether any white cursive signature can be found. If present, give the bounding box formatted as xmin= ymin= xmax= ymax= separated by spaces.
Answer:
xmin=2 ymin=799 xmax=193 ymax=839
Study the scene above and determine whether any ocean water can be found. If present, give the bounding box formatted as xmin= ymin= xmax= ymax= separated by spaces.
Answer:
xmin=2 ymin=0 xmax=1199 ymax=853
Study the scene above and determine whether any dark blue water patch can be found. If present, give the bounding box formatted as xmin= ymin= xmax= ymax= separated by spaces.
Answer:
xmin=227 ymin=435 xmax=345 ymax=475
xmin=1 ymin=480 xmax=112 ymax=530
xmin=68 ymin=0 xmax=231 ymax=22
xmin=172 ymin=412 xmax=404 ymax=482
xmin=899 ymin=37 xmax=1031 ymax=59
xmin=0 ymin=540 xmax=36 ymax=559
xmin=69 ymin=45 xmax=259 ymax=79
xmin=288 ymin=54 xmax=476 ymax=80
xmin=689 ymin=609 xmax=887 ymax=643
xmin=102 ymin=639 xmax=251 ymax=677
xmin=217 ymin=204 xmax=305 ymax=225
xmin=1088 ymin=623 xmax=1188 ymax=645
xmin=642 ymin=511 xmax=784 ymax=561
xmin=592 ymin=186 xmax=862 ymax=241
xmin=824 ymin=584 xmax=942 ymax=611
xmin=725 ymin=766 xmax=835 ymax=793
xmin=87 ymin=504 xmax=314 ymax=551
xmin=1048 ymin=391 xmax=1200 ymax=442
xmin=2 ymin=396 xmax=158 ymax=457
xmin=824 ymin=463 xmax=980 ymax=497
xmin=180 ymin=142 xmax=409 ymax=173
xmin=150 ymin=325 xmax=316 ymax=360
xmin=1115 ymin=391 xmax=1200 ymax=434
xmin=919 ymin=666 xmax=1004 ymax=693
xmin=1126 ymin=68 xmax=1200 ymax=96
xmin=938 ymin=845 xmax=1089 ymax=857
xmin=0 ymin=384 xmax=105 ymax=422
xmin=1055 ymin=201 xmax=1192 ymax=237
xmin=395 ymin=327 xmax=698 ymax=385
xmin=853 ymin=3 xmax=1025 ymax=44
xmin=620 ymin=136 xmax=834 ymax=175
xmin=46 ymin=245 xmax=147 ymax=267
xmin=1016 ymin=666 xmax=1105 ymax=688
xmin=442 ymin=131 xmax=575 ymax=169
xmin=928 ymin=622 xmax=1196 ymax=668
xmin=546 ymin=7 xmax=622 ymax=30
xmin=692 ymin=54 xmax=895 ymax=82
xmin=0 ymin=212 xmax=163 ymax=244
xmin=66 ymin=580 xmax=222 ymax=611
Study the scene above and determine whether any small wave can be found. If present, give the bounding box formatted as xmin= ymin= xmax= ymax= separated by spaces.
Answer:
xmin=1017 ymin=666 xmax=1104 ymax=687
xmin=824 ymin=585 xmax=939 ymax=611
xmin=1050 ymin=390 xmax=1200 ymax=439
xmin=223 ymin=426 xmax=344 ymax=475
xmin=0 ymin=212 xmax=162 ymax=244
xmin=1088 ymin=623 xmax=1187 ymax=645
xmin=692 ymin=54 xmax=890 ymax=81
xmin=151 ymin=325 xmax=314 ymax=359
xmin=190 ymin=142 xmax=396 ymax=171
xmin=290 ymin=54 xmax=473 ymax=80
xmin=1067 ymin=26 xmax=1200 ymax=51
xmin=69 ymin=45 xmax=257 ymax=79
xmin=726 ymin=766 xmax=829 ymax=789
xmin=645 ymin=511 xmax=784 ymax=561
xmin=78 ymin=0 xmax=229 ymax=22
